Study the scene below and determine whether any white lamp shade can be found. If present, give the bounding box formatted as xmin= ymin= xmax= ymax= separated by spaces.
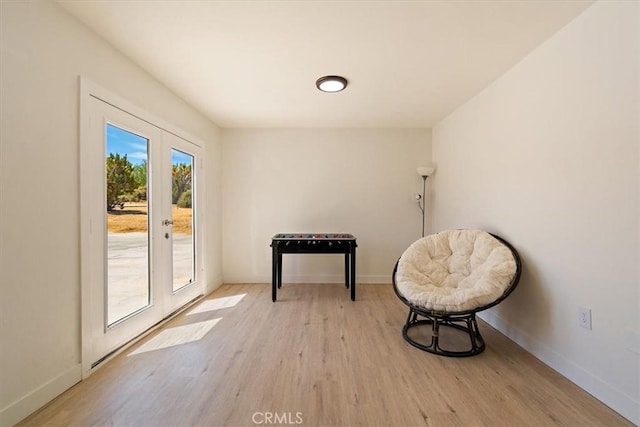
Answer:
xmin=417 ymin=166 xmax=435 ymax=177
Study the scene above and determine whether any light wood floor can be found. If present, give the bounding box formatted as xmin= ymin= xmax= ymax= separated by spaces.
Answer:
xmin=21 ymin=284 xmax=631 ymax=426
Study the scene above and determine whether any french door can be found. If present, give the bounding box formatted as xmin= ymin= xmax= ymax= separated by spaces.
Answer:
xmin=83 ymin=93 xmax=202 ymax=371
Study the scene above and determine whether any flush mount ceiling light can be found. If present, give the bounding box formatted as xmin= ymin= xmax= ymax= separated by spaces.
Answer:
xmin=316 ymin=75 xmax=348 ymax=93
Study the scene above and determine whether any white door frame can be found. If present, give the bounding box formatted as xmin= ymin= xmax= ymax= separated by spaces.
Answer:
xmin=79 ymin=77 xmax=205 ymax=378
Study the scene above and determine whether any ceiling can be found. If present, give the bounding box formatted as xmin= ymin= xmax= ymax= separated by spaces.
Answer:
xmin=57 ymin=0 xmax=593 ymax=129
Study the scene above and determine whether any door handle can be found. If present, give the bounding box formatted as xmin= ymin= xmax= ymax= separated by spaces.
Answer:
xmin=163 ymin=219 xmax=174 ymax=226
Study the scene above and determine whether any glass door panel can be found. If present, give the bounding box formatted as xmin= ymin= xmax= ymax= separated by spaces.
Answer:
xmin=84 ymin=88 xmax=204 ymax=373
xmin=86 ymin=95 xmax=164 ymax=367
xmin=105 ymin=124 xmax=150 ymax=326
xmin=163 ymin=132 xmax=202 ymax=313
xmin=171 ymin=149 xmax=195 ymax=292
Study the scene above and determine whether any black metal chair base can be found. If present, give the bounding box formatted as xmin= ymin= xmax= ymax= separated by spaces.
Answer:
xmin=402 ymin=308 xmax=486 ymax=357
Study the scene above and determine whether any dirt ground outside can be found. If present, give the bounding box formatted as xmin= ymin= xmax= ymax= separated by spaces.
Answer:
xmin=107 ymin=203 xmax=192 ymax=234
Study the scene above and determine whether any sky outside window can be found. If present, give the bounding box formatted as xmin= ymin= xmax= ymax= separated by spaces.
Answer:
xmin=106 ymin=124 xmax=147 ymax=164
xmin=107 ymin=123 xmax=192 ymax=166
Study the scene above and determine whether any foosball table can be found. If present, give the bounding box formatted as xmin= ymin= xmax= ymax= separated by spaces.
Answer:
xmin=270 ymin=233 xmax=357 ymax=302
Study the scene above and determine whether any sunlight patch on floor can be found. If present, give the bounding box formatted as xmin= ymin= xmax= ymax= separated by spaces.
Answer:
xmin=128 ymin=318 xmax=221 ymax=356
xmin=187 ymin=293 xmax=246 ymax=315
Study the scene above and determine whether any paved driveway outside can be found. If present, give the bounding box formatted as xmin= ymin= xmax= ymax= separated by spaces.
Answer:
xmin=107 ymin=232 xmax=193 ymax=324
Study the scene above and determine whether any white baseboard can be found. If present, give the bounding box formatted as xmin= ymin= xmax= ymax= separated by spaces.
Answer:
xmin=0 ymin=364 xmax=81 ymax=426
xmin=480 ymin=310 xmax=639 ymax=425
xmin=223 ymin=275 xmax=391 ymax=284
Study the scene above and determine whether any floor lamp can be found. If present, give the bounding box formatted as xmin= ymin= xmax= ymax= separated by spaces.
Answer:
xmin=416 ymin=166 xmax=435 ymax=237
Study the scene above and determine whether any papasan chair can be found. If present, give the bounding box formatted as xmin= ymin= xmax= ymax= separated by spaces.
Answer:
xmin=392 ymin=229 xmax=521 ymax=357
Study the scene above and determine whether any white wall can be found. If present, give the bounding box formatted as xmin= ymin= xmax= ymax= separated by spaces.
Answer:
xmin=0 ymin=1 xmax=222 ymax=424
xmin=431 ymin=1 xmax=639 ymax=423
xmin=222 ymin=129 xmax=431 ymax=284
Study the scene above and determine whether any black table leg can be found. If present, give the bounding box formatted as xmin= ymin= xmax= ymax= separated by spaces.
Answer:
xmin=350 ymin=246 xmax=356 ymax=301
xmin=344 ymin=254 xmax=349 ymax=288
xmin=272 ymin=245 xmax=278 ymax=302
xmin=277 ymin=253 xmax=283 ymax=289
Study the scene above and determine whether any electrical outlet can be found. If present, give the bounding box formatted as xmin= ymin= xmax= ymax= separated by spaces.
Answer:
xmin=578 ymin=307 xmax=592 ymax=330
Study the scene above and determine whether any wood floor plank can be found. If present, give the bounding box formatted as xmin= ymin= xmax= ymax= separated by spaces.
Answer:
xmin=19 ymin=283 xmax=632 ymax=427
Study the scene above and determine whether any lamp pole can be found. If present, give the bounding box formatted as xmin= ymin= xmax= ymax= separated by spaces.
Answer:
xmin=422 ymin=175 xmax=427 ymax=237
xmin=418 ymin=175 xmax=427 ymax=237
xmin=416 ymin=166 xmax=435 ymax=238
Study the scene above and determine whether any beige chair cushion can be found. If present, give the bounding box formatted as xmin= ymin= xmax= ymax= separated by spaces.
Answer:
xmin=395 ymin=230 xmax=518 ymax=313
